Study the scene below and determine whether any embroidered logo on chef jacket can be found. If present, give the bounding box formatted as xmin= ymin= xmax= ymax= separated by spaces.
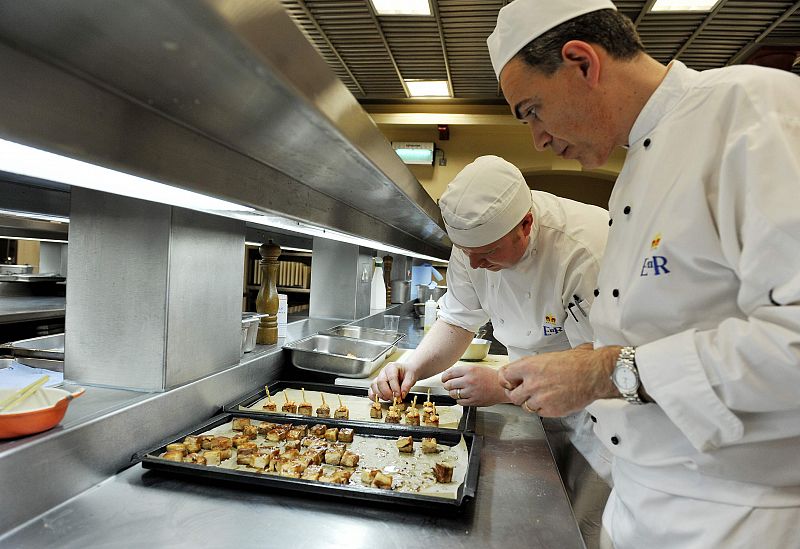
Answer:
xmin=542 ymin=314 xmax=563 ymax=336
xmin=641 ymin=233 xmax=670 ymax=277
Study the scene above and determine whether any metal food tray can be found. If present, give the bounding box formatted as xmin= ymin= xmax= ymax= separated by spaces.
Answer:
xmin=0 ymin=333 xmax=65 ymax=361
xmin=224 ymin=381 xmax=477 ymax=433
xmin=138 ymin=411 xmax=482 ymax=512
xmin=282 ymin=334 xmax=394 ymax=378
xmin=320 ymin=324 xmax=405 ymax=346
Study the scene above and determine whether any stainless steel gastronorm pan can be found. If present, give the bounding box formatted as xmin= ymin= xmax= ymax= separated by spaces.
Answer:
xmin=282 ymin=334 xmax=394 ymax=378
xmin=320 ymin=325 xmax=405 ymax=346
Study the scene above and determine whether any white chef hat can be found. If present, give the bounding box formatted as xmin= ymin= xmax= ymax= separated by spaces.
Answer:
xmin=439 ymin=155 xmax=532 ymax=248
xmin=487 ymin=0 xmax=617 ymax=78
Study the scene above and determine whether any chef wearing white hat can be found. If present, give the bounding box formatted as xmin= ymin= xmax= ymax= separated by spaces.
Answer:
xmin=487 ymin=1 xmax=800 ymax=548
xmin=370 ymin=154 xmax=611 ymax=546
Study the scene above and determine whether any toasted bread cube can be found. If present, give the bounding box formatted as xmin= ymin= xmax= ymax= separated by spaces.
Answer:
xmin=287 ymin=427 xmax=306 ymax=441
xmin=252 ymin=454 xmax=269 ymax=470
xmin=324 ymin=428 xmax=339 ymax=442
xmin=258 ymin=421 xmax=278 ymax=434
xmin=262 ymin=401 xmax=277 ymax=412
xmin=237 ymin=454 xmax=255 ymax=466
xmin=424 ymin=414 xmax=439 ymax=427
xmin=337 ymin=428 xmax=354 ymax=443
xmin=310 ymin=424 xmax=327 ymax=437
xmin=237 ymin=441 xmax=258 ymax=455
xmin=302 ymin=465 xmax=323 ymax=480
xmin=305 ymin=447 xmax=325 ymax=465
xmin=279 ymin=460 xmax=305 ymax=478
xmin=203 ymin=450 xmax=221 ymax=466
xmin=434 ymin=462 xmax=454 ymax=483
xmin=232 ymin=435 xmax=251 ymax=448
xmin=340 ymin=451 xmax=360 ymax=467
xmin=266 ymin=428 xmax=287 ymax=442
xmin=183 ymin=436 xmax=202 ymax=453
xmin=285 ymin=440 xmax=302 ymax=451
xmin=210 ymin=437 xmax=232 ymax=451
xmin=298 ymin=403 xmax=313 ymax=416
xmin=329 ymin=470 xmax=352 ymax=484
xmin=334 ymin=406 xmax=349 ymax=420
xmin=219 ymin=449 xmax=232 ymax=460
xmin=372 ymin=472 xmax=393 ymax=489
xmin=232 ymin=417 xmax=251 ymax=431
xmin=166 ymin=443 xmax=187 ymax=456
xmin=421 ymin=437 xmax=439 ymax=454
xmin=282 ymin=402 xmax=298 ymax=414
xmin=280 ymin=448 xmax=300 ymax=461
xmin=370 ymin=403 xmax=383 ymax=419
xmin=405 ymin=410 xmax=420 ymax=426
xmin=162 ymin=451 xmax=184 ymax=462
xmin=242 ymin=425 xmax=258 ymax=439
xmin=385 ymin=410 xmax=401 ymax=424
xmin=396 ymin=436 xmax=414 ymax=453
xmin=316 ymin=404 xmax=331 ymax=418
xmin=361 ymin=469 xmax=379 ymax=484
xmin=324 ymin=448 xmax=343 ymax=466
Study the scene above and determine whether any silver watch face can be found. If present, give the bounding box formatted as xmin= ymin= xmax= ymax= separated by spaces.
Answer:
xmin=613 ymin=365 xmax=638 ymax=392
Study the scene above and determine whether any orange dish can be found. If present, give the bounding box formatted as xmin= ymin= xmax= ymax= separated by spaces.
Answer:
xmin=0 ymin=386 xmax=85 ymax=439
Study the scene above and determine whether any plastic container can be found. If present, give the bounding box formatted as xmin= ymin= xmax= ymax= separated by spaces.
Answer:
xmin=241 ymin=313 xmax=262 ymax=354
xmin=423 ymin=297 xmax=437 ymax=332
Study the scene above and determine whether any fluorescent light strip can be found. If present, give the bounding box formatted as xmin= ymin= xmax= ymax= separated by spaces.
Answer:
xmin=0 ymin=235 xmax=69 ymax=243
xmin=371 ymin=0 xmax=431 ymax=16
xmin=650 ymin=0 xmax=719 ymax=12
xmin=0 ymin=208 xmax=70 ymax=224
xmin=0 ymin=138 xmax=255 ymax=213
xmin=0 ymin=139 xmax=448 ymax=262
xmin=236 ymin=212 xmax=448 ymax=263
xmin=404 ymin=80 xmax=450 ymax=97
xmin=245 ymin=242 xmax=313 ymax=254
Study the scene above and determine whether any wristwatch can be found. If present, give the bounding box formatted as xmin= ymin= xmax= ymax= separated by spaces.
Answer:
xmin=611 ymin=346 xmax=644 ymax=404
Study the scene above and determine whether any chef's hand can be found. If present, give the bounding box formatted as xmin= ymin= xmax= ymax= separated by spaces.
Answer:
xmin=499 ymin=344 xmax=620 ymax=417
xmin=441 ymin=365 xmax=508 ymax=406
xmin=368 ymin=361 xmax=418 ymax=401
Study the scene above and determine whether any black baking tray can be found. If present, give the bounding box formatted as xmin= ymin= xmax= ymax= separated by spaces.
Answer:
xmin=223 ymin=380 xmax=477 ymax=433
xmin=138 ymin=410 xmax=482 ymax=512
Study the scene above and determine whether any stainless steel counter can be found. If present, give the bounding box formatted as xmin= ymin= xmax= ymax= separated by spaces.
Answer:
xmin=0 ymin=405 xmax=583 ymax=549
xmin=0 ymin=296 xmax=65 ymax=324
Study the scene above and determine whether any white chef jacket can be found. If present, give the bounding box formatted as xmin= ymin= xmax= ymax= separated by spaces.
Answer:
xmin=588 ymin=61 xmax=800 ymax=544
xmin=439 ymin=190 xmax=611 ymax=475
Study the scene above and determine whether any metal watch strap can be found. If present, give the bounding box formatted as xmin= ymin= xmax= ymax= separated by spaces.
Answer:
xmin=617 ymin=346 xmax=644 ymax=405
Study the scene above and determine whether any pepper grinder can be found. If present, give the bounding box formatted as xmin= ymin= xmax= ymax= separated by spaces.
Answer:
xmin=256 ymin=240 xmax=281 ymax=344
xmin=382 ymin=255 xmax=393 ymax=306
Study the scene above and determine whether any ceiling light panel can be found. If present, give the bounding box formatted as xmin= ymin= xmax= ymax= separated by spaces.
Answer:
xmin=650 ymin=0 xmax=720 ymax=12
xmin=371 ymin=0 xmax=431 ymax=16
xmin=404 ymin=80 xmax=450 ymax=97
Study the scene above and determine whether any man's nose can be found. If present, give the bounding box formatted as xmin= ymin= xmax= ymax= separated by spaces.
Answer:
xmin=468 ymin=255 xmax=486 ymax=269
xmin=530 ymin=121 xmax=552 ymax=152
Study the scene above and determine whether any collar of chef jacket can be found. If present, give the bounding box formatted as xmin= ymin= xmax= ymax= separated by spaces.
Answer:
xmin=628 ymin=61 xmax=695 ymax=148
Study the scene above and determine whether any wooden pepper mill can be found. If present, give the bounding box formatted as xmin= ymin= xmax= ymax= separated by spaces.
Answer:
xmin=256 ymin=240 xmax=281 ymax=344
xmin=383 ymin=255 xmax=393 ymax=305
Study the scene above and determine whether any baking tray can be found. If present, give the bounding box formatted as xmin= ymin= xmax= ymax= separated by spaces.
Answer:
xmin=138 ymin=411 xmax=482 ymax=512
xmin=224 ymin=381 xmax=477 ymax=433
xmin=320 ymin=325 xmax=405 ymax=346
xmin=282 ymin=334 xmax=395 ymax=378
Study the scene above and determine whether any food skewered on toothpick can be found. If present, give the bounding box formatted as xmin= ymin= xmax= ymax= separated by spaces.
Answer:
xmin=370 ymin=394 xmax=383 ymax=419
xmin=422 ymin=388 xmax=435 ymax=422
xmin=263 ymin=385 xmax=277 ymax=412
xmin=424 ymin=388 xmax=433 ymax=408
xmin=334 ymin=395 xmax=349 ymax=419
xmin=316 ymin=393 xmax=331 ymax=418
xmin=385 ymin=396 xmax=401 ymax=424
xmin=405 ymin=395 xmax=420 ymax=426
xmin=282 ymin=389 xmax=298 ymax=414
xmin=424 ymin=403 xmax=440 ymax=427
xmin=298 ymin=388 xmax=313 ymax=416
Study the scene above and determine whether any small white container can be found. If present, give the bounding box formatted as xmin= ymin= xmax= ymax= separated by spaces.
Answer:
xmin=241 ymin=313 xmax=262 ymax=354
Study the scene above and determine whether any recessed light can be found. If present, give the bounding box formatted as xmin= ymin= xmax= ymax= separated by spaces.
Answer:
xmin=404 ymin=80 xmax=450 ymax=97
xmin=370 ymin=0 xmax=431 ymax=16
xmin=650 ymin=0 xmax=720 ymax=12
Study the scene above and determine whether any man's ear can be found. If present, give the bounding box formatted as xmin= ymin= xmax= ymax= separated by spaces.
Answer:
xmin=561 ymin=40 xmax=601 ymax=87
xmin=520 ymin=211 xmax=534 ymax=237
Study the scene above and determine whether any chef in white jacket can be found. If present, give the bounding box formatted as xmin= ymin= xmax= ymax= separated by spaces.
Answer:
xmin=369 ymin=154 xmax=611 ymax=546
xmin=488 ymin=0 xmax=800 ymax=547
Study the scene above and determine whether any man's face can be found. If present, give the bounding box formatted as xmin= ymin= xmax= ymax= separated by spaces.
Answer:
xmin=457 ymin=213 xmax=532 ymax=271
xmin=500 ymin=55 xmax=616 ymax=169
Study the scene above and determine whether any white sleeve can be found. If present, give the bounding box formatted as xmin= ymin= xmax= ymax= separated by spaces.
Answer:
xmin=638 ymin=109 xmax=800 ymax=451
xmin=436 ymin=249 xmax=489 ymax=334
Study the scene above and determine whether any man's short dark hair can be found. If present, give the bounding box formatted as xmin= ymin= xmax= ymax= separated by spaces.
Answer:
xmin=515 ymin=9 xmax=645 ymax=75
